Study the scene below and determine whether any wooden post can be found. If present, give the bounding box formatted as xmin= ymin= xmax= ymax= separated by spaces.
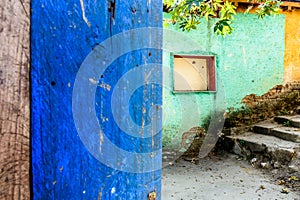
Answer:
xmin=0 ymin=0 xmax=30 ymax=199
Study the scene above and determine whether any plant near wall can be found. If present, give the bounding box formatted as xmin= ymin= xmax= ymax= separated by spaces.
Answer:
xmin=164 ymin=0 xmax=282 ymax=36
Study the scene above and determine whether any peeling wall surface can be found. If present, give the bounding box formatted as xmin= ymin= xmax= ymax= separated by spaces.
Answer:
xmin=283 ymin=10 xmax=300 ymax=82
xmin=31 ymin=0 xmax=162 ymax=199
xmin=163 ymin=13 xmax=285 ymax=149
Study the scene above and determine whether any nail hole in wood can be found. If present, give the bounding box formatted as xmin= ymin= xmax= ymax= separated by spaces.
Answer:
xmin=131 ymin=7 xmax=136 ymax=13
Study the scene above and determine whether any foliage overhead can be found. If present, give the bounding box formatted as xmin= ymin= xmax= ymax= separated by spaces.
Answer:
xmin=164 ymin=0 xmax=282 ymax=36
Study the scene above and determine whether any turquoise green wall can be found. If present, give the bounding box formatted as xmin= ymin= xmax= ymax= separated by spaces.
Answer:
xmin=163 ymin=13 xmax=285 ymax=150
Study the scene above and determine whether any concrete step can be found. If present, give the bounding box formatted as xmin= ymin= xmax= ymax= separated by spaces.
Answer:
xmin=253 ymin=118 xmax=300 ymax=143
xmin=274 ymin=115 xmax=292 ymax=124
xmin=252 ymin=120 xmax=281 ymax=135
xmin=226 ymin=132 xmax=300 ymax=165
xmin=274 ymin=115 xmax=300 ymax=128
xmin=272 ymin=127 xmax=300 ymax=143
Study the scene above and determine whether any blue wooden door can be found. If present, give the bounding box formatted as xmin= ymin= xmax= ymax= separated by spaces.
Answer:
xmin=31 ymin=0 xmax=162 ymax=199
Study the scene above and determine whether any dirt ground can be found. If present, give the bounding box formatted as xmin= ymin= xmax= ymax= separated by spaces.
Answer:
xmin=162 ymin=153 xmax=300 ymax=200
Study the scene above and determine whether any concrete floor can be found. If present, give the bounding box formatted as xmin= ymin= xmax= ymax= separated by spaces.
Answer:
xmin=162 ymin=153 xmax=299 ymax=200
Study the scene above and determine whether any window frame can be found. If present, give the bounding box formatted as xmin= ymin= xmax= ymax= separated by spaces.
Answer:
xmin=171 ymin=54 xmax=216 ymax=93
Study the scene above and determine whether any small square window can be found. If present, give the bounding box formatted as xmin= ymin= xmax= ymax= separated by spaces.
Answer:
xmin=173 ymin=54 xmax=216 ymax=92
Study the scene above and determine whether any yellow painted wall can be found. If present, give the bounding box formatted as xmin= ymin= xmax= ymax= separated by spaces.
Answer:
xmin=236 ymin=4 xmax=300 ymax=82
xmin=282 ymin=9 xmax=300 ymax=82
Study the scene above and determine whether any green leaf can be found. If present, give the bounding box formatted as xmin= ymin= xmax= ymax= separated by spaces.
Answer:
xmin=164 ymin=0 xmax=281 ymax=36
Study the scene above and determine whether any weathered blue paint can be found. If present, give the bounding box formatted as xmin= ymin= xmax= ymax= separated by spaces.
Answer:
xmin=31 ymin=0 xmax=162 ymax=199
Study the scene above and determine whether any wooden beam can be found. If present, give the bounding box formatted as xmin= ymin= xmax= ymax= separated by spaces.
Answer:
xmin=230 ymin=0 xmax=300 ymax=9
xmin=0 ymin=0 xmax=30 ymax=199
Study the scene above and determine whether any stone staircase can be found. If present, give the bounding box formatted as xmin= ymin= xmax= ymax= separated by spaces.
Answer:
xmin=224 ymin=106 xmax=300 ymax=172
